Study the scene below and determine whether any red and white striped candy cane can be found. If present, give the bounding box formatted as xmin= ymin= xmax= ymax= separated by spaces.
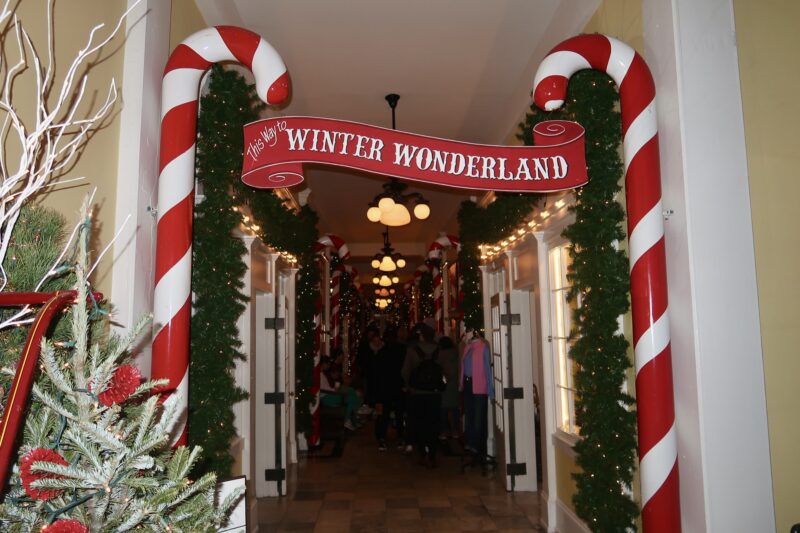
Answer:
xmin=331 ymin=268 xmax=342 ymax=349
xmin=315 ymin=234 xmax=350 ymax=260
xmin=309 ymin=298 xmax=322 ymax=447
xmin=534 ymin=34 xmax=678 ymax=531
xmin=428 ymin=234 xmax=460 ymax=333
xmin=153 ymin=26 xmax=289 ymax=444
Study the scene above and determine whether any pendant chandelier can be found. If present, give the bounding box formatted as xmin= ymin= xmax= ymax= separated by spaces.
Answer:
xmin=371 ymin=227 xmax=406 ymax=272
xmin=371 ymin=273 xmax=401 ymax=287
xmin=365 ymin=94 xmax=431 ymax=227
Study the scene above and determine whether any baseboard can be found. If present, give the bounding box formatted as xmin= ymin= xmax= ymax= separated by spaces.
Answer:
xmin=555 ymin=499 xmax=591 ymax=533
xmin=539 ymin=490 xmax=551 ymax=532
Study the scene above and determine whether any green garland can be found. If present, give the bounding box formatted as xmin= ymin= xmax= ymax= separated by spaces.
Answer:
xmin=457 ymin=194 xmax=539 ymax=332
xmin=190 ymin=65 xmax=254 ymax=477
xmin=249 ymin=190 xmax=319 ymax=437
xmin=417 ymin=268 xmax=435 ymax=321
xmin=520 ymin=70 xmax=637 ymax=530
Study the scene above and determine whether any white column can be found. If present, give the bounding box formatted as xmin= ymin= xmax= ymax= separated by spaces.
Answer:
xmin=110 ymin=0 xmax=171 ymax=378
xmin=641 ymin=0 xmax=774 ymax=530
xmin=234 ymin=235 xmax=257 ymax=482
xmin=533 ymin=232 xmax=557 ymax=532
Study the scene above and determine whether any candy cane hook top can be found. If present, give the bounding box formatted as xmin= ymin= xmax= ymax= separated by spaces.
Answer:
xmin=315 ymin=234 xmax=350 ymax=260
xmin=534 ymin=34 xmax=679 ymax=532
xmin=153 ymin=26 xmax=290 ymax=445
xmin=427 ymin=234 xmax=460 ymax=260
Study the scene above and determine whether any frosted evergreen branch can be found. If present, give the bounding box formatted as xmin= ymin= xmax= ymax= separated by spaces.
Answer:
xmin=76 ymin=420 xmax=127 ymax=452
xmin=31 ymin=383 xmax=78 ymax=421
xmin=39 ymin=339 xmax=73 ymax=395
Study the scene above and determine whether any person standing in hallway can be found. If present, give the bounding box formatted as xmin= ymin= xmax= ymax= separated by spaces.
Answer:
xmin=438 ymin=336 xmax=460 ymax=439
xmin=460 ymin=330 xmax=493 ymax=466
xmin=372 ymin=326 xmax=406 ymax=451
xmin=402 ymin=323 xmax=445 ymax=467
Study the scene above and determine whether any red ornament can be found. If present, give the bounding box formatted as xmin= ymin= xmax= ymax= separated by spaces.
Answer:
xmin=19 ymin=448 xmax=68 ymax=501
xmin=44 ymin=519 xmax=89 ymax=533
xmin=97 ymin=365 xmax=141 ymax=406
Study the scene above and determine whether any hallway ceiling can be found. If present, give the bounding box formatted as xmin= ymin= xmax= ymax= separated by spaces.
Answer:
xmin=195 ymin=0 xmax=599 ymax=280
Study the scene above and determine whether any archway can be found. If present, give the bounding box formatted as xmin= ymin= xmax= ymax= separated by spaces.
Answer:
xmin=152 ymin=27 xmax=677 ymax=531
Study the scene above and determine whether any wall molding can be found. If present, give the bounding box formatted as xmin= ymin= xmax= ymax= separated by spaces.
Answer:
xmin=555 ymin=499 xmax=591 ymax=533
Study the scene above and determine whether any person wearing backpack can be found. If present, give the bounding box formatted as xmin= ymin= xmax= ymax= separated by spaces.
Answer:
xmin=402 ymin=322 xmax=445 ymax=468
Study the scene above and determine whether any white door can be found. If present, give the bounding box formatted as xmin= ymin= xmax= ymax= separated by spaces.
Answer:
xmin=255 ymin=271 xmax=287 ymax=498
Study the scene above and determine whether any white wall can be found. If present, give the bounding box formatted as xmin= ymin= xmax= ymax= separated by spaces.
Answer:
xmin=641 ymin=0 xmax=774 ymax=530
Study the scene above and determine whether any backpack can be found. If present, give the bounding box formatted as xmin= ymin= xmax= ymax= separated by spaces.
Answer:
xmin=409 ymin=347 xmax=445 ymax=392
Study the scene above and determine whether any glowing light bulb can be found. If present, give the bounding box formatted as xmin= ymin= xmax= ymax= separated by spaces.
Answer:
xmin=413 ymin=203 xmax=430 ymax=220
xmin=372 ymin=276 xmax=380 ymax=284
xmin=367 ymin=207 xmax=382 ymax=222
xmin=396 ymin=258 xmax=406 ymax=268
xmin=371 ymin=259 xmax=380 ymax=269
xmin=379 ymin=255 xmax=396 ymax=272
xmin=392 ymin=276 xmax=400 ymax=284
xmin=378 ymin=197 xmax=395 ymax=211
xmin=380 ymin=203 xmax=411 ymax=226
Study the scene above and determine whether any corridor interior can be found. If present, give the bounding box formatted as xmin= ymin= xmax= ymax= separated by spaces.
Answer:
xmin=256 ymin=424 xmax=542 ymax=532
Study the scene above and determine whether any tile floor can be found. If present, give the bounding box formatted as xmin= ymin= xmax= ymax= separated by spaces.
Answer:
xmin=257 ymin=423 xmax=543 ymax=532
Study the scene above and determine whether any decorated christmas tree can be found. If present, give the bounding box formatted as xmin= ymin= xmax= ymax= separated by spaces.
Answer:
xmin=0 ymin=200 xmax=242 ymax=531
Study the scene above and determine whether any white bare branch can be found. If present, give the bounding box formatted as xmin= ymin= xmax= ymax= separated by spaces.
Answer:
xmin=0 ymin=2 xmax=141 ymax=330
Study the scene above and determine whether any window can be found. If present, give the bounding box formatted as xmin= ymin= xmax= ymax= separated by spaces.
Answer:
xmin=548 ymin=244 xmax=579 ymax=435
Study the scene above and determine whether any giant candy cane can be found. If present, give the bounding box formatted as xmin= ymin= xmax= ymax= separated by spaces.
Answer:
xmin=154 ymin=27 xmax=289 ymax=444
xmin=428 ymin=234 xmax=460 ymax=333
xmin=309 ymin=235 xmax=349 ymax=446
xmin=534 ymin=35 xmax=679 ymax=531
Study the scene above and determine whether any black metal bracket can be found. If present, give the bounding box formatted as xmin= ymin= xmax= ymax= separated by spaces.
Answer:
xmin=506 ymin=463 xmax=527 ymax=477
xmin=264 ymin=392 xmax=285 ymax=405
xmin=503 ymin=387 xmax=524 ymax=400
xmin=500 ymin=313 xmax=521 ymax=326
xmin=265 ymin=468 xmax=286 ymax=482
xmin=265 ymin=317 xmax=285 ymax=330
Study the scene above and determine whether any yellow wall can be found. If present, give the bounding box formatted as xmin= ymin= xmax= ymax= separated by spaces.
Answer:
xmin=170 ymin=0 xmax=207 ymax=50
xmin=734 ymin=1 xmax=800 ymax=530
xmin=554 ymin=446 xmax=580 ymax=514
xmin=11 ymin=1 xmax=126 ymax=296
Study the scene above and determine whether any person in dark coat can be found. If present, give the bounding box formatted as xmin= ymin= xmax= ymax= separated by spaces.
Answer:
xmin=371 ymin=326 xmax=406 ymax=451
xmin=438 ymin=336 xmax=460 ymax=439
xmin=402 ymin=323 xmax=444 ymax=467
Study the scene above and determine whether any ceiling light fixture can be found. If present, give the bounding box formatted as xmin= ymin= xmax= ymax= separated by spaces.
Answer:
xmin=370 ymin=227 xmax=407 ymax=272
xmin=365 ymin=94 xmax=430 ymax=227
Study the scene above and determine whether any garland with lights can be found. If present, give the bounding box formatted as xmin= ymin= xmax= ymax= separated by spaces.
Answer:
xmin=190 ymin=66 xmax=254 ymax=477
xmin=417 ymin=269 xmax=435 ymax=321
xmin=250 ymin=191 xmax=319 ymax=437
xmin=520 ymin=70 xmax=637 ymax=530
xmin=457 ymin=194 xmax=539 ymax=332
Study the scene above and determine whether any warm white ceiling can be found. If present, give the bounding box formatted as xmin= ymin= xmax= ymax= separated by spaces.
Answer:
xmin=195 ymin=0 xmax=599 ymax=279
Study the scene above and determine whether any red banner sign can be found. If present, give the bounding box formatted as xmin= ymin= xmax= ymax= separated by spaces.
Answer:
xmin=241 ymin=117 xmax=588 ymax=192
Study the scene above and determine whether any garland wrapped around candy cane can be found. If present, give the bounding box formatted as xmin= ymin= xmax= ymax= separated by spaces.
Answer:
xmin=153 ymin=26 xmax=289 ymax=444
xmin=413 ymin=261 xmax=435 ymax=322
xmin=309 ymin=298 xmax=322 ymax=447
xmin=428 ymin=234 xmax=460 ymax=333
xmin=309 ymin=235 xmax=349 ymax=446
xmin=404 ymin=280 xmax=416 ymax=326
xmin=534 ymin=34 xmax=678 ymax=531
